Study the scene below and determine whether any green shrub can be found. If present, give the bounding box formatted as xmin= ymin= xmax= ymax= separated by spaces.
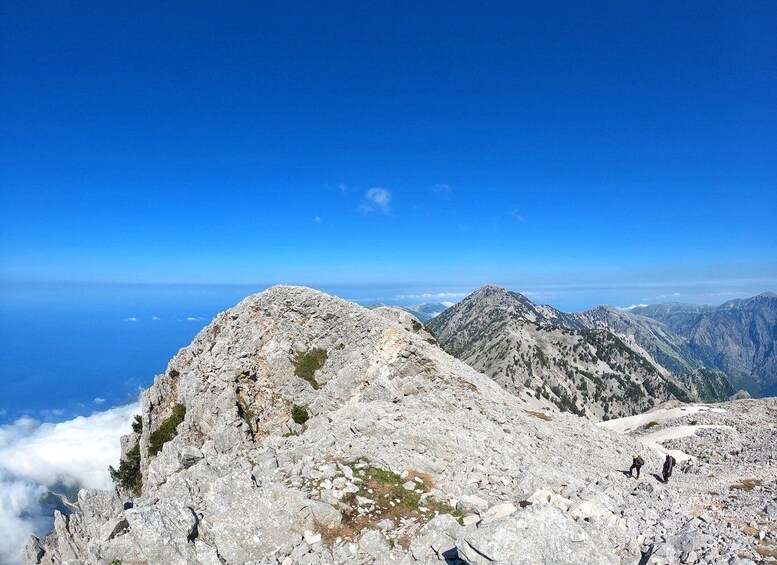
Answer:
xmin=131 ymin=415 xmax=142 ymax=434
xmin=237 ymin=399 xmax=254 ymax=427
xmin=109 ymin=444 xmax=142 ymax=495
xmin=644 ymin=421 xmax=659 ymax=429
xmin=292 ymin=404 xmax=309 ymax=425
xmin=169 ymin=369 xmax=180 ymax=378
xmin=665 ymin=381 xmax=692 ymax=403
xmin=411 ymin=319 xmax=423 ymax=331
xmin=149 ymin=404 xmax=186 ymax=456
xmin=293 ymin=348 xmax=328 ymax=389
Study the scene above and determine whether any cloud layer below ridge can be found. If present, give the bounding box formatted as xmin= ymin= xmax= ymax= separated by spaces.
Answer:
xmin=0 ymin=403 xmax=138 ymax=565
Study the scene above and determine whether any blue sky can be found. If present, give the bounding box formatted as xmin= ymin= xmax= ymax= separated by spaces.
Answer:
xmin=2 ymin=1 xmax=775 ymax=303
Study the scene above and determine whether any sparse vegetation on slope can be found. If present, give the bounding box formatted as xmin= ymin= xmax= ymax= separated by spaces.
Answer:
xmin=293 ymin=348 xmax=328 ymax=389
xmin=291 ymin=404 xmax=309 ymax=425
xmin=109 ymin=443 xmax=142 ymax=495
xmin=313 ymin=458 xmax=461 ymax=546
xmin=149 ymin=403 xmax=186 ymax=456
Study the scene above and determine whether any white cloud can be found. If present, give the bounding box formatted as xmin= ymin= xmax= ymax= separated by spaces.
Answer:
xmin=620 ymin=304 xmax=649 ymax=311
xmin=0 ymin=472 xmax=47 ymax=565
xmin=151 ymin=316 xmax=161 ymax=321
xmin=123 ymin=317 xmax=138 ymax=322
xmin=359 ymin=188 xmax=392 ymax=214
xmin=93 ymin=398 xmax=105 ymax=404
xmin=509 ymin=209 xmax=525 ymax=222
xmin=185 ymin=316 xmax=204 ymax=322
xmin=338 ymin=183 xmax=348 ymax=193
xmin=0 ymin=403 xmax=138 ymax=565
xmin=313 ymin=216 xmax=322 ymax=224
xmin=432 ymin=183 xmax=452 ymax=194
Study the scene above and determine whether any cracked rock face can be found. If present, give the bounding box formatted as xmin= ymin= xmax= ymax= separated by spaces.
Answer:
xmin=24 ymin=286 xmax=775 ymax=565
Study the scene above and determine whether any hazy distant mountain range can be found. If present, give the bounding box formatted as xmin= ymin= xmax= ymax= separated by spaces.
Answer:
xmin=631 ymin=292 xmax=777 ymax=396
xmin=369 ymin=302 xmax=452 ymax=323
xmin=427 ymin=286 xmax=775 ymax=416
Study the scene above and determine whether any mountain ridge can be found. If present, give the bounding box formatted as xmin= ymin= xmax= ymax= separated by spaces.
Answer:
xmin=23 ymin=286 xmax=775 ymax=565
xmin=631 ymin=292 xmax=777 ymax=396
xmin=427 ymin=285 xmax=699 ymax=421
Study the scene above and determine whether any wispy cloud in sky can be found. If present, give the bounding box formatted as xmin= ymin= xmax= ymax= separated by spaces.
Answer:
xmin=313 ymin=216 xmax=322 ymax=224
xmin=359 ymin=188 xmax=392 ymax=214
xmin=431 ymin=183 xmax=452 ymax=194
xmin=509 ymin=209 xmax=525 ymax=222
xmin=123 ymin=316 xmax=138 ymax=322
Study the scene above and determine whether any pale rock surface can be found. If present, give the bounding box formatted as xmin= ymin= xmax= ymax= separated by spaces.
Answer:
xmin=23 ymin=286 xmax=774 ymax=564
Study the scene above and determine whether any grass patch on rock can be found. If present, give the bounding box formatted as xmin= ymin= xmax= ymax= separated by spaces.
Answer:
xmin=525 ymin=410 xmax=553 ymax=421
xmin=731 ymin=478 xmax=763 ymax=491
xmin=756 ymin=541 xmax=777 ymax=559
xmin=149 ymin=403 xmax=186 ymax=457
xmin=314 ymin=458 xmax=461 ymax=546
xmin=643 ymin=421 xmax=659 ymax=430
xmin=293 ymin=348 xmax=328 ymax=390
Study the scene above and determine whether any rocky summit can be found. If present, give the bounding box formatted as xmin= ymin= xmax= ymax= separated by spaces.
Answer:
xmin=24 ymin=286 xmax=776 ymax=564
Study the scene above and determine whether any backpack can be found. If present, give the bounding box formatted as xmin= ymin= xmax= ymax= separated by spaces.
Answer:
xmin=635 ymin=456 xmax=644 ymax=466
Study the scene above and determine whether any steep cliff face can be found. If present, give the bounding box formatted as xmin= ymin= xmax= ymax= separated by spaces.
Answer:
xmin=24 ymin=287 xmax=771 ymax=565
xmin=429 ymin=286 xmax=695 ymax=420
xmin=633 ymin=292 xmax=777 ymax=396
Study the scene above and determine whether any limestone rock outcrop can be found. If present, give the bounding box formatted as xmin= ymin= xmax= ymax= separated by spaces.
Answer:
xmin=24 ymin=286 xmax=774 ymax=564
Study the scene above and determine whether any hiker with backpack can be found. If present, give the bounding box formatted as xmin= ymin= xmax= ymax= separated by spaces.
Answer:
xmin=629 ymin=453 xmax=644 ymax=478
xmin=662 ymin=454 xmax=676 ymax=483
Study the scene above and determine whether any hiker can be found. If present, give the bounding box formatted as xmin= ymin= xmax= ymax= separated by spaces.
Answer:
xmin=662 ymin=454 xmax=676 ymax=483
xmin=629 ymin=453 xmax=644 ymax=478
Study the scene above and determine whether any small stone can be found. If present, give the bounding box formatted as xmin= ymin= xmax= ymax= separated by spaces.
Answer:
xmin=462 ymin=514 xmax=481 ymax=526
